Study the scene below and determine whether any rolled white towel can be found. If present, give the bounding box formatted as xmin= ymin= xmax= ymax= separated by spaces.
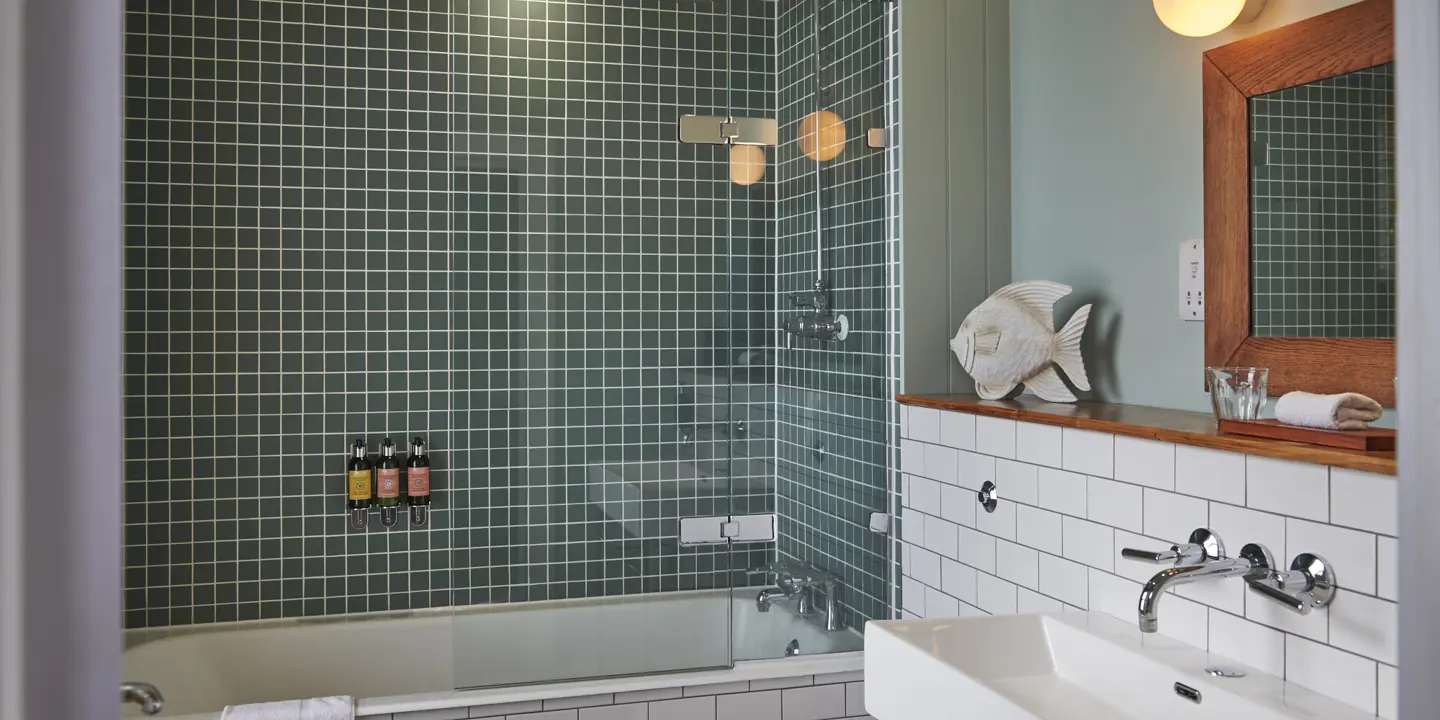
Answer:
xmin=221 ymin=697 xmax=353 ymax=720
xmin=1274 ymin=391 xmax=1383 ymax=430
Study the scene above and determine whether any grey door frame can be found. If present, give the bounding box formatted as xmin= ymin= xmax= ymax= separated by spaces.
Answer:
xmin=0 ymin=1 xmax=125 ymax=719
xmin=1397 ymin=2 xmax=1440 ymax=717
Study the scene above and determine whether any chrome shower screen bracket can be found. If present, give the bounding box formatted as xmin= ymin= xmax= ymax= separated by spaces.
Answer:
xmin=678 ymin=115 xmax=778 ymax=146
xmin=679 ymin=513 xmax=777 ymax=546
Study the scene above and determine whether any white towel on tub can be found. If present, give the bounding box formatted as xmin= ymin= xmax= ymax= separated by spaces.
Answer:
xmin=220 ymin=696 xmax=353 ymax=720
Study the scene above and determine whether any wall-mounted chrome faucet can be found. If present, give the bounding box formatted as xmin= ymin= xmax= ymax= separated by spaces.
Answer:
xmin=1124 ymin=529 xmax=1259 ymax=633
xmin=1122 ymin=528 xmax=1338 ymax=633
xmin=754 ymin=559 xmax=846 ymax=632
xmin=782 ymin=280 xmax=849 ymax=347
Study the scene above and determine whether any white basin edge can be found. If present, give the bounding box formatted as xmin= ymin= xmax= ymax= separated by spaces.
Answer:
xmin=864 ymin=611 xmax=1374 ymax=720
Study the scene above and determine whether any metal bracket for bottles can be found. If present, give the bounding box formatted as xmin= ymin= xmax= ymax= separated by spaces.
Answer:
xmin=678 ymin=115 xmax=778 ymax=146
xmin=679 ymin=513 xmax=777 ymax=546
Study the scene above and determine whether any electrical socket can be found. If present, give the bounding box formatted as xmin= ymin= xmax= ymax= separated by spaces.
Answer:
xmin=1180 ymin=240 xmax=1204 ymax=321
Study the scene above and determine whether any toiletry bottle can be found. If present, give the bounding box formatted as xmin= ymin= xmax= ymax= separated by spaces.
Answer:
xmin=376 ymin=438 xmax=401 ymax=527
xmin=406 ymin=437 xmax=431 ymax=527
xmin=346 ymin=438 xmax=373 ymax=529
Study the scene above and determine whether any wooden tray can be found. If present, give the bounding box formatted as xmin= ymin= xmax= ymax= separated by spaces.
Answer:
xmin=1218 ymin=418 xmax=1395 ymax=451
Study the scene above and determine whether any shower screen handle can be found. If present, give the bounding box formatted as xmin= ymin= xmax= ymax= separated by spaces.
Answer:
xmin=121 ymin=681 xmax=165 ymax=716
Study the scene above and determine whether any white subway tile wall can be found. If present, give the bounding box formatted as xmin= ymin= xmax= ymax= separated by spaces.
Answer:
xmin=938 ymin=411 xmax=976 ymax=451
xmin=975 ymin=417 xmax=1018 ymax=459
xmin=898 ymin=405 xmax=1398 ymax=716
xmin=1114 ymin=436 xmax=1175 ymax=490
xmin=1377 ymin=536 xmax=1397 ymax=601
xmin=1015 ymin=421 xmax=1063 ymax=469
xmin=1174 ymin=445 xmax=1246 ymax=505
xmin=996 ymin=459 xmax=1040 ymax=505
xmin=1085 ymin=477 xmax=1143 ymax=533
xmin=1060 ymin=428 xmax=1114 ymax=478
xmin=1378 ymin=663 xmax=1398 ymax=720
xmin=370 ymin=677 xmax=876 ymax=720
xmin=1037 ymin=467 xmax=1087 ymax=517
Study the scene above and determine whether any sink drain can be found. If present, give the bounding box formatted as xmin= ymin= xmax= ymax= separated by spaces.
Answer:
xmin=1205 ymin=665 xmax=1246 ymax=678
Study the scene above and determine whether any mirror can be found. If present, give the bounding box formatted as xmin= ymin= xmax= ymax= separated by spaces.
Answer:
xmin=1203 ymin=0 xmax=1395 ymax=406
xmin=1249 ymin=63 xmax=1396 ymax=339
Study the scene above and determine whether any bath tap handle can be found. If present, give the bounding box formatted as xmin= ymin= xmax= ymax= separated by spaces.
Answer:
xmin=752 ymin=560 xmax=808 ymax=588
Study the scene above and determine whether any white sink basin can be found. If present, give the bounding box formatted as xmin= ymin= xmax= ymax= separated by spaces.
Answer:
xmin=864 ymin=612 xmax=1370 ymax=720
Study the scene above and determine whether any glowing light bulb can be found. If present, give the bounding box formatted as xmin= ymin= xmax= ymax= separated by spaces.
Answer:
xmin=730 ymin=145 xmax=765 ymax=186
xmin=1153 ymin=0 xmax=1265 ymax=37
xmin=799 ymin=110 xmax=846 ymax=162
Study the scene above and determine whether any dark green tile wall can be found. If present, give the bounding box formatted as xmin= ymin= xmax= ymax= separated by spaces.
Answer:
xmin=123 ymin=0 xmax=775 ymax=630
xmin=773 ymin=0 xmax=892 ymax=628
xmin=1251 ymin=62 xmax=1396 ymax=339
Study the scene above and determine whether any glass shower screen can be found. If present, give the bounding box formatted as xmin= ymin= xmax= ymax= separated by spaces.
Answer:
xmin=446 ymin=0 xmax=771 ymax=688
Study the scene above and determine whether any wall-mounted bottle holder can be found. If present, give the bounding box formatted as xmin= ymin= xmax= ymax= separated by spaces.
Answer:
xmin=346 ymin=436 xmax=432 ymax=530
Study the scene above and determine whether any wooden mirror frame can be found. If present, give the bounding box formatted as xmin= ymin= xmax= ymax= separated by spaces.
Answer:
xmin=1204 ymin=0 xmax=1396 ymax=406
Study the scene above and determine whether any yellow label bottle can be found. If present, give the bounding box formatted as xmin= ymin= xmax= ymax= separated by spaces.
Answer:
xmin=346 ymin=439 xmax=373 ymax=530
xmin=348 ymin=469 xmax=373 ymax=501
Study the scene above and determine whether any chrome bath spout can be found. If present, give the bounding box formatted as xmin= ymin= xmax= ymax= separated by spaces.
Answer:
xmin=1138 ymin=558 xmax=1258 ymax=632
xmin=756 ymin=587 xmax=791 ymax=612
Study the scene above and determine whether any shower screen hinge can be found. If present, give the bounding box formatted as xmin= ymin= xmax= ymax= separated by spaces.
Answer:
xmin=679 ymin=513 xmax=777 ymax=546
xmin=678 ymin=115 xmax=777 ymax=146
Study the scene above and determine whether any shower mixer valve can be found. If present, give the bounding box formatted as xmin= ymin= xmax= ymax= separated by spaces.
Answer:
xmin=782 ymin=280 xmax=850 ymax=347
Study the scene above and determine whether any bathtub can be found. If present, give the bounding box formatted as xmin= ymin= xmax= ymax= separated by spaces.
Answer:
xmin=123 ymin=589 xmax=865 ymax=718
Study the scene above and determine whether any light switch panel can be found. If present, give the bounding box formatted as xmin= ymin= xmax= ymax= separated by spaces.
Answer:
xmin=1179 ymin=240 xmax=1204 ymax=321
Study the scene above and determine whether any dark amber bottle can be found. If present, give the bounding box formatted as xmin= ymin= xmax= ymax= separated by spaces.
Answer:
xmin=346 ymin=438 xmax=372 ymax=529
xmin=407 ymin=437 xmax=431 ymax=527
xmin=376 ymin=438 xmax=401 ymax=527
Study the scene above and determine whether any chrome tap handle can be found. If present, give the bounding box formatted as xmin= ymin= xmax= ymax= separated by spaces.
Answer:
xmin=1121 ymin=547 xmax=1181 ymax=564
xmin=121 ymin=681 xmax=164 ymax=716
xmin=801 ymin=562 xmax=836 ymax=583
xmin=1250 ymin=577 xmax=1311 ymax=614
xmin=1244 ymin=549 xmax=1337 ymax=615
xmin=752 ymin=560 xmax=810 ymax=591
xmin=1122 ymin=528 xmax=1225 ymax=566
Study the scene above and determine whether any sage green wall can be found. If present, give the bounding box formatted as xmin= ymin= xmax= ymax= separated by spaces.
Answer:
xmin=1008 ymin=0 xmax=1360 ymax=412
xmin=901 ymin=0 xmax=1011 ymax=394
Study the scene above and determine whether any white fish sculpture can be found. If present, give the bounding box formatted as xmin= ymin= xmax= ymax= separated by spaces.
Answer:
xmin=950 ymin=281 xmax=1092 ymax=403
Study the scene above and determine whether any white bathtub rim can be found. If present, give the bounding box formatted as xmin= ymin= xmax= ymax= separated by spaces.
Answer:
xmin=153 ymin=651 xmax=864 ymax=720
xmin=125 ymin=588 xmax=758 ymax=650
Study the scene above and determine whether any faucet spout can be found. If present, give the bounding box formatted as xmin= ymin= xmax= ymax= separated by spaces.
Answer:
xmin=1138 ymin=558 xmax=1257 ymax=632
xmin=756 ymin=587 xmax=790 ymax=612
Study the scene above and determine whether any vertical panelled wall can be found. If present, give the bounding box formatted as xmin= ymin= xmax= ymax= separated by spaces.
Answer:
xmin=774 ymin=0 xmax=892 ymax=627
xmin=122 ymin=0 xmax=775 ymax=630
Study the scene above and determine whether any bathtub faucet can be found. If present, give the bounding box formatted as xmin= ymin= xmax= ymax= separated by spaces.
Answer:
xmin=756 ymin=586 xmax=793 ymax=611
xmin=753 ymin=560 xmax=846 ymax=632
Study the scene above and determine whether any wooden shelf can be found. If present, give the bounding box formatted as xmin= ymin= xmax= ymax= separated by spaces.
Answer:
xmin=897 ymin=394 xmax=1395 ymax=476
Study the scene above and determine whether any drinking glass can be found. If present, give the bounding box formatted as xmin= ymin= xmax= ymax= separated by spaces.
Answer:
xmin=1206 ymin=367 xmax=1269 ymax=420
